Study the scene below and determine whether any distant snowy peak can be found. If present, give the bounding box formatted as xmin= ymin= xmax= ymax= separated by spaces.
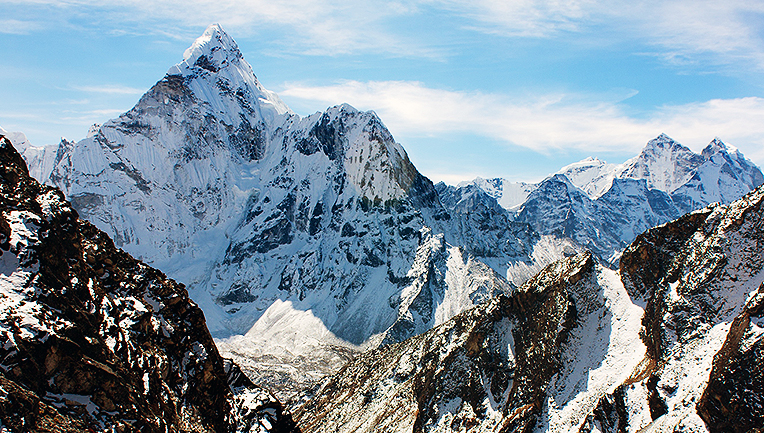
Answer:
xmin=672 ymin=136 xmax=764 ymax=213
xmin=554 ymin=133 xmax=705 ymax=198
xmin=0 ymin=126 xmax=30 ymax=151
xmin=620 ymin=133 xmax=705 ymax=192
xmin=553 ymin=134 xmax=761 ymax=201
xmin=459 ymin=133 xmax=762 ymax=267
xmin=556 ymin=156 xmax=625 ymax=199
xmin=458 ymin=176 xmax=537 ymax=210
xmin=701 ymin=137 xmax=761 ymax=179
xmin=0 ymin=126 xmax=59 ymax=182
xmin=86 ymin=123 xmax=100 ymax=138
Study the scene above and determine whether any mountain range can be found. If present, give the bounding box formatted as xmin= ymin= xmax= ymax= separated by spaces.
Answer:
xmin=2 ymin=23 xmax=762 ymax=426
xmin=296 ymin=182 xmax=764 ymax=432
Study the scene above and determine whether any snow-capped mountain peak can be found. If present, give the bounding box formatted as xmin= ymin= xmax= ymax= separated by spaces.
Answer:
xmin=701 ymin=137 xmax=743 ymax=162
xmin=168 ymin=23 xmax=293 ymax=120
xmin=455 ymin=176 xmax=537 ymax=211
xmin=556 ymin=156 xmax=623 ymax=199
xmin=620 ymin=133 xmax=704 ymax=192
xmin=181 ymin=23 xmax=241 ymax=67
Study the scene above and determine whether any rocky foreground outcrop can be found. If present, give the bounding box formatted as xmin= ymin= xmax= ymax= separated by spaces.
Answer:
xmin=0 ymin=134 xmax=296 ymax=432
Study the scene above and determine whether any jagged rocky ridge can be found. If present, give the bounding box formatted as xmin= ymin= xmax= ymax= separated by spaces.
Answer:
xmin=450 ymin=134 xmax=763 ymax=264
xmin=295 ymin=184 xmax=764 ymax=432
xmin=0 ymin=134 xmax=296 ymax=432
xmin=295 ymin=252 xmax=601 ymax=432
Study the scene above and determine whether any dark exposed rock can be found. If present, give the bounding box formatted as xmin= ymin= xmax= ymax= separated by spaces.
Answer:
xmin=619 ymin=208 xmax=711 ymax=361
xmin=195 ymin=54 xmax=220 ymax=73
xmin=109 ymin=162 xmax=152 ymax=194
xmin=577 ymin=385 xmax=630 ymax=433
xmin=0 ymin=134 xmax=296 ymax=432
xmin=229 ymin=117 xmax=266 ymax=161
xmin=697 ymin=281 xmax=764 ymax=432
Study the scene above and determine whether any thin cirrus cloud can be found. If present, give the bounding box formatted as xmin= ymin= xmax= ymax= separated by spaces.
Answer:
xmin=433 ymin=0 xmax=592 ymax=37
xmin=9 ymin=0 xmax=764 ymax=66
xmin=124 ymin=0 xmax=420 ymax=55
xmin=70 ymin=84 xmax=146 ymax=95
xmin=5 ymin=0 xmax=436 ymax=57
xmin=4 ymin=0 xmax=764 ymax=75
xmin=447 ymin=0 xmax=764 ymax=69
xmin=280 ymin=80 xmax=764 ymax=163
xmin=0 ymin=19 xmax=42 ymax=34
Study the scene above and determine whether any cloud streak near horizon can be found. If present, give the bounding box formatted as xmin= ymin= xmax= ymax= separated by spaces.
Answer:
xmin=281 ymin=80 xmax=764 ymax=164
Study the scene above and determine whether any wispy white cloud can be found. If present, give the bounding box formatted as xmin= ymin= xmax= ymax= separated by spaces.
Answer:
xmin=0 ymin=19 xmax=43 ymax=34
xmin=4 ymin=0 xmax=439 ymax=57
xmin=433 ymin=0 xmax=594 ymax=37
xmin=440 ymin=0 xmax=764 ymax=69
xmin=281 ymin=80 xmax=764 ymax=164
xmin=5 ymin=0 xmax=764 ymax=68
xmin=71 ymin=84 xmax=145 ymax=95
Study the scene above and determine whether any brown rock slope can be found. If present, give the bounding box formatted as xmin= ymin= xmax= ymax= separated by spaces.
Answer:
xmin=0 ymin=134 xmax=297 ymax=432
xmin=294 ymin=252 xmax=593 ymax=433
xmin=583 ymin=184 xmax=764 ymax=432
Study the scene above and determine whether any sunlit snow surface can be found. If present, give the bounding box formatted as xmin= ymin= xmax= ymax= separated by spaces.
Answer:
xmin=0 ymin=211 xmax=61 ymax=346
xmin=536 ymin=265 xmax=646 ymax=432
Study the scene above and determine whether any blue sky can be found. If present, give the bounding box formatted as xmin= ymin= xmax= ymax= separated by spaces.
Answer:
xmin=2 ymin=1 xmax=764 ymax=183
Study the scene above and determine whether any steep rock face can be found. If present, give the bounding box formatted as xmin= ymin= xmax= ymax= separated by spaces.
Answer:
xmin=294 ymin=253 xmax=621 ymax=433
xmin=696 ymin=281 xmax=764 ymax=433
xmin=588 ymin=184 xmax=764 ymax=431
xmin=381 ymin=228 xmax=516 ymax=345
xmin=0 ymin=135 xmax=295 ymax=432
xmin=434 ymin=181 xmax=542 ymax=278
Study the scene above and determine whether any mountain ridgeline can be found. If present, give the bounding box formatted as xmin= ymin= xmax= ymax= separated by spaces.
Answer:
xmin=296 ymin=183 xmax=764 ymax=432
xmin=445 ymin=134 xmax=763 ymax=264
xmin=6 ymin=22 xmax=764 ymax=421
